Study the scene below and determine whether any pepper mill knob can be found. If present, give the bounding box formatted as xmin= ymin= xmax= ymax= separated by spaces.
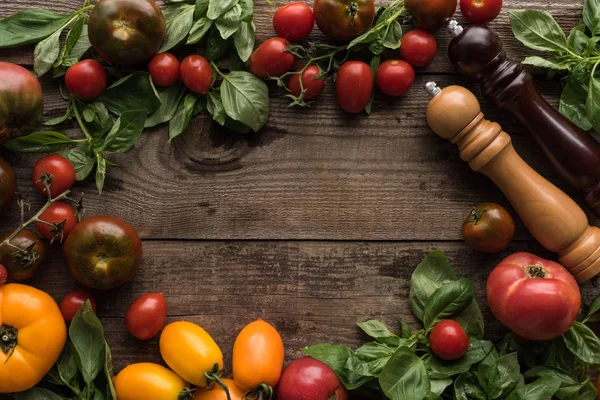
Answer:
xmin=426 ymin=83 xmax=600 ymax=282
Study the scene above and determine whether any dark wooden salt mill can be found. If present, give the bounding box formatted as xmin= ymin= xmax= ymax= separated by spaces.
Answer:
xmin=446 ymin=20 xmax=600 ymax=217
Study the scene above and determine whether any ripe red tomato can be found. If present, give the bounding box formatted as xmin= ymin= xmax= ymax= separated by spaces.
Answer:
xmin=287 ymin=66 xmax=326 ymax=100
xmin=274 ymin=3 xmax=315 ymax=42
xmin=336 ymin=61 xmax=373 ymax=114
xmin=277 ymin=357 xmax=348 ymax=400
xmin=487 ymin=252 xmax=581 ymax=341
xmin=429 ymin=320 xmax=469 ymax=361
xmin=32 ymin=155 xmax=76 ymax=198
xmin=462 ymin=202 xmax=515 ymax=253
xmin=65 ymin=60 xmax=107 ymax=100
xmin=376 ymin=60 xmax=415 ymax=96
xmin=125 ymin=293 xmax=167 ymax=340
xmin=149 ymin=53 xmax=180 ymax=87
xmin=406 ymin=0 xmax=457 ymax=31
xmin=460 ymin=0 xmax=502 ymax=24
xmin=35 ymin=202 xmax=77 ymax=242
xmin=0 ymin=264 xmax=7 ymax=285
xmin=180 ymin=55 xmax=213 ymax=95
xmin=313 ymin=0 xmax=375 ymax=42
xmin=0 ymin=230 xmax=47 ymax=281
xmin=60 ymin=290 xmax=97 ymax=323
xmin=250 ymin=38 xmax=296 ymax=79
xmin=400 ymin=30 xmax=438 ymax=67
xmin=0 ymin=156 xmax=16 ymax=212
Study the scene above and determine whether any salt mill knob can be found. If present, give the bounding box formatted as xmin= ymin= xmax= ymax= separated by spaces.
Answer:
xmin=426 ymin=83 xmax=600 ymax=282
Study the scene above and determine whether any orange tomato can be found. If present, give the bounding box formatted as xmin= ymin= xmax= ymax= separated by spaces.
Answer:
xmin=232 ymin=319 xmax=285 ymax=391
xmin=193 ymin=378 xmax=245 ymax=400
xmin=114 ymin=363 xmax=191 ymax=400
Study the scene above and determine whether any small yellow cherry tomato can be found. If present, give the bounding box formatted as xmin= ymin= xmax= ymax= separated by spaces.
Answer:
xmin=114 ymin=363 xmax=192 ymax=400
xmin=193 ymin=378 xmax=245 ymax=400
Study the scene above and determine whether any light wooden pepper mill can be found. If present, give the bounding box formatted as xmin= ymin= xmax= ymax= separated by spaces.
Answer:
xmin=425 ymin=83 xmax=600 ymax=282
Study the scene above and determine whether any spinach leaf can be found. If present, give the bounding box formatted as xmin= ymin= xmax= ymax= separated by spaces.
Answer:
xmin=96 ymin=153 xmax=107 ymax=194
xmin=69 ymin=301 xmax=106 ymax=386
xmin=560 ymin=77 xmax=593 ymax=131
xmin=509 ymin=10 xmax=569 ymax=53
xmin=187 ymin=17 xmax=213 ymax=45
xmin=426 ymin=339 xmax=493 ymax=379
xmin=4 ymin=131 xmax=77 ymax=153
xmin=98 ymin=72 xmax=161 ymax=116
xmin=379 ymin=347 xmax=430 ymax=400
xmin=454 ymin=372 xmax=486 ymax=400
xmin=145 ymin=82 xmax=187 ymax=128
xmin=15 ymin=388 xmax=63 ymax=400
xmin=220 ymin=71 xmax=270 ymax=132
xmin=62 ymin=148 xmax=96 ymax=181
xmin=169 ymin=93 xmax=198 ymax=143
xmin=584 ymin=0 xmax=600 ymax=36
xmin=562 ymin=321 xmax=600 ymax=364
xmin=216 ymin=4 xmax=241 ymax=39
xmin=0 ymin=9 xmax=72 ymax=47
xmin=207 ymin=0 xmax=239 ymax=20
xmin=160 ymin=3 xmax=195 ymax=52
xmin=505 ymin=376 xmax=561 ymax=400
xmin=357 ymin=320 xmax=401 ymax=346
xmin=101 ymin=110 xmax=146 ymax=153
xmin=423 ymin=278 xmax=474 ymax=330
xmin=34 ymin=28 xmax=62 ymax=77
xmin=233 ymin=21 xmax=255 ymax=62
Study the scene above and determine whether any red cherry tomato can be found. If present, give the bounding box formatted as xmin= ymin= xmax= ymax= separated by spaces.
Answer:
xmin=35 ymin=202 xmax=77 ymax=242
xmin=429 ymin=320 xmax=469 ymax=361
xmin=180 ymin=55 xmax=213 ymax=95
xmin=149 ymin=53 xmax=180 ymax=87
xmin=287 ymin=65 xmax=326 ymax=100
xmin=60 ymin=290 xmax=97 ymax=323
xmin=250 ymin=38 xmax=296 ymax=79
xmin=125 ymin=293 xmax=167 ymax=340
xmin=65 ymin=59 xmax=107 ymax=100
xmin=0 ymin=264 xmax=7 ymax=285
xmin=400 ymin=29 xmax=438 ymax=67
xmin=376 ymin=60 xmax=415 ymax=97
xmin=32 ymin=154 xmax=76 ymax=197
xmin=460 ymin=0 xmax=502 ymax=24
xmin=336 ymin=61 xmax=373 ymax=114
xmin=273 ymin=2 xmax=315 ymax=42
xmin=277 ymin=357 xmax=348 ymax=400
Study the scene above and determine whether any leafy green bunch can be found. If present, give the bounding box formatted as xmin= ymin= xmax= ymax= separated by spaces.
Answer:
xmin=304 ymin=251 xmax=600 ymax=400
xmin=509 ymin=0 xmax=600 ymax=134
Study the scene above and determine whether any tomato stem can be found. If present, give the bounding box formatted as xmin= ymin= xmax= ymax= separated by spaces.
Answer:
xmin=205 ymin=365 xmax=231 ymax=400
xmin=523 ymin=263 xmax=551 ymax=279
xmin=0 ymin=324 xmax=17 ymax=362
xmin=244 ymin=384 xmax=273 ymax=400
xmin=71 ymin=99 xmax=94 ymax=141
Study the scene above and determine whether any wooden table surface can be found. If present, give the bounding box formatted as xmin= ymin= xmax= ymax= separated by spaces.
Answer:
xmin=1 ymin=0 xmax=598 ymax=378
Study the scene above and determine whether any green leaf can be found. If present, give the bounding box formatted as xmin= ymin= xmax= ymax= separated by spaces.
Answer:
xmin=584 ymin=295 xmax=600 ymax=323
xmin=584 ymin=0 xmax=600 ymax=36
xmin=454 ymin=372 xmax=486 ymax=400
xmin=64 ymin=24 xmax=91 ymax=64
xmin=522 ymin=56 xmax=570 ymax=71
xmin=4 ymin=131 xmax=77 ymax=153
xmin=194 ymin=0 xmax=210 ymax=19
xmin=587 ymin=62 xmax=600 ymax=133
xmin=15 ymin=388 xmax=63 ymax=400
xmin=398 ymin=317 xmax=412 ymax=339
xmin=233 ymin=21 xmax=255 ymax=62
xmin=347 ymin=342 xmax=395 ymax=378
xmin=0 ymin=9 xmax=71 ymax=47
xmin=34 ymin=28 xmax=62 ymax=77
xmin=56 ymin=341 xmax=79 ymax=386
xmin=207 ymin=90 xmax=227 ymax=125
xmin=101 ymin=110 xmax=146 ymax=153
xmin=205 ymin=26 xmax=230 ymax=61
xmin=348 ymin=29 xmax=381 ymax=50
xmin=302 ymin=343 xmax=366 ymax=389
xmin=96 ymin=153 xmax=107 ymax=194
xmin=187 ymin=17 xmax=213 ymax=45
xmin=84 ymin=102 xmax=114 ymax=138
xmin=43 ymin=108 xmax=72 ymax=126
xmin=426 ymin=378 xmax=453 ymax=399
xmin=560 ymin=77 xmax=593 ymax=131
xmin=568 ymin=24 xmax=589 ymax=55
xmin=207 ymin=0 xmax=239 ymax=20
xmin=383 ymin=20 xmax=402 ymax=49
xmin=524 ymin=367 xmax=598 ymax=400
xmin=454 ymin=301 xmax=485 ymax=339
xmin=169 ymin=93 xmax=198 ymax=143
xmin=98 ymin=72 xmax=161 ymax=116
xmin=379 ymin=347 xmax=430 ymax=400
xmin=62 ymin=148 xmax=96 ymax=181
xmin=56 ymin=16 xmax=85 ymax=68
xmin=216 ymin=4 xmax=241 ymax=39
xmin=239 ymin=0 xmax=253 ymax=21
xmin=69 ymin=301 xmax=106 ymax=385
xmin=357 ymin=320 xmax=401 ymax=346
xmin=105 ymin=340 xmax=117 ymax=400
xmin=478 ymin=352 xmax=522 ymax=399
xmin=145 ymin=82 xmax=188 ymax=128
xmin=508 ymin=10 xmax=569 ymax=53
xmin=506 ymin=376 xmax=561 ymax=400
xmin=423 ymin=278 xmax=474 ymax=329
xmin=425 ymin=339 xmax=493 ymax=379
xmin=220 ymin=71 xmax=270 ymax=132
xmin=160 ymin=4 xmax=195 ymax=52
xmin=562 ymin=321 xmax=600 ymax=364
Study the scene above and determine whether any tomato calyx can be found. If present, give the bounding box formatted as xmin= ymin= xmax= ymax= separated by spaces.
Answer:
xmin=523 ymin=263 xmax=552 ymax=279
xmin=466 ymin=207 xmax=486 ymax=224
xmin=178 ymin=387 xmax=194 ymax=400
xmin=0 ymin=324 xmax=17 ymax=356
xmin=346 ymin=1 xmax=361 ymax=20
xmin=244 ymin=383 xmax=274 ymax=400
xmin=204 ymin=363 xmax=232 ymax=400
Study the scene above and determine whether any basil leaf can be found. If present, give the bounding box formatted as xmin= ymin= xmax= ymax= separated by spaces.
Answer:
xmin=233 ymin=21 xmax=255 ymax=62
xmin=223 ymin=116 xmax=251 ymax=134
xmin=220 ymin=71 xmax=270 ymax=132
xmin=205 ymin=26 xmax=230 ymax=61
xmin=83 ymin=102 xmax=114 ymax=138
xmin=56 ymin=16 xmax=85 ymax=68
xmin=160 ymin=4 xmax=195 ymax=52
xmin=562 ymin=321 xmax=600 ymax=364
xmin=506 ymin=376 xmax=561 ymax=400
xmin=34 ymin=28 xmax=62 ymax=77
xmin=4 ymin=131 xmax=76 ymax=153
xmin=207 ymin=90 xmax=227 ymax=125
xmin=194 ymin=0 xmax=210 ymax=19
xmin=587 ymin=62 xmax=600 ymax=133
xmin=95 ymin=153 xmax=107 ymax=194
xmin=383 ymin=20 xmax=402 ymax=49
xmin=44 ymin=108 xmax=73 ymax=126
xmin=207 ymin=0 xmax=239 ymax=20
xmin=65 ymin=24 xmax=91 ymax=64
xmin=62 ymin=148 xmax=96 ymax=181
xmin=145 ymin=82 xmax=187 ymax=128
xmin=584 ymin=0 xmax=600 ymax=36
xmin=454 ymin=300 xmax=485 ymax=339
xmin=57 ymin=341 xmax=79 ymax=385
xmin=478 ymin=352 xmax=522 ymax=399
xmin=398 ymin=317 xmax=412 ymax=339
xmin=425 ymin=339 xmax=493 ymax=379
xmin=239 ymin=0 xmax=253 ymax=22
xmin=356 ymin=320 xmax=401 ymax=347
xmin=0 ymin=9 xmax=71 ymax=47
xmin=69 ymin=301 xmax=105 ymax=385
xmin=522 ymin=56 xmax=570 ymax=71
xmin=347 ymin=342 xmax=395 ymax=378
xmin=568 ymin=24 xmax=589 ymax=55
xmin=169 ymin=93 xmax=198 ymax=143
xmin=423 ymin=278 xmax=474 ymax=329
xmin=187 ymin=17 xmax=213 ymax=45
xmin=524 ymin=367 xmax=598 ymax=400
xmin=303 ymin=343 xmax=369 ymax=389
xmin=105 ymin=340 xmax=117 ymax=400
xmin=379 ymin=347 xmax=430 ymax=400
xmin=454 ymin=372 xmax=486 ymax=400
xmin=101 ymin=110 xmax=146 ymax=153
xmin=427 ymin=378 xmax=453 ymax=399
xmin=584 ymin=295 xmax=600 ymax=323
xmin=216 ymin=4 xmax=241 ymax=39
xmin=15 ymin=388 xmax=63 ymax=400
xmin=508 ymin=10 xmax=569 ymax=53
xmin=98 ymin=72 xmax=161 ymax=116
xmin=560 ymin=77 xmax=593 ymax=131
xmin=348 ymin=29 xmax=381 ymax=50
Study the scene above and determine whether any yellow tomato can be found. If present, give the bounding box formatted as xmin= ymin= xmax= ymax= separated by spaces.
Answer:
xmin=114 ymin=363 xmax=191 ymax=400
xmin=0 ymin=283 xmax=67 ymax=393
xmin=160 ymin=321 xmax=224 ymax=387
xmin=193 ymin=378 xmax=246 ymax=400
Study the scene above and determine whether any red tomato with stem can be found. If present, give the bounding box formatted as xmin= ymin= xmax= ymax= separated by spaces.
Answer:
xmin=149 ymin=53 xmax=180 ymax=87
xmin=35 ymin=202 xmax=78 ymax=242
xmin=277 ymin=357 xmax=348 ymax=400
xmin=0 ymin=264 xmax=7 ymax=285
xmin=376 ymin=60 xmax=415 ymax=96
xmin=460 ymin=0 xmax=503 ymax=24
xmin=273 ymin=2 xmax=315 ymax=42
xmin=336 ymin=61 xmax=373 ymax=114
xmin=487 ymin=252 xmax=581 ymax=341
xmin=400 ymin=29 xmax=438 ymax=67
xmin=32 ymin=155 xmax=76 ymax=197
xmin=65 ymin=60 xmax=107 ymax=100
xmin=60 ymin=290 xmax=97 ymax=323
xmin=180 ymin=55 xmax=213 ymax=94
xmin=125 ymin=293 xmax=167 ymax=340
xmin=250 ymin=38 xmax=296 ymax=79
xmin=429 ymin=320 xmax=469 ymax=360
xmin=288 ymin=65 xmax=326 ymax=100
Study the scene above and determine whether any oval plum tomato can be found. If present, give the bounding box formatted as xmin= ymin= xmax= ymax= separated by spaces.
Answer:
xmin=288 ymin=66 xmax=326 ymax=100
xmin=376 ymin=60 xmax=415 ymax=96
xmin=336 ymin=61 xmax=373 ymax=114
xmin=114 ymin=363 xmax=192 ymax=400
xmin=487 ymin=252 xmax=581 ymax=341
xmin=0 ymin=230 xmax=47 ymax=281
xmin=60 ymin=290 xmax=97 ymax=323
xmin=462 ymin=202 xmax=515 ymax=253
xmin=460 ymin=0 xmax=502 ymax=24
xmin=88 ymin=0 xmax=166 ymax=65
xmin=65 ymin=60 xmax=107 ymax=100
xmin=32 ymin=154 xmax=76 ymax=198
xmin=180 ymin=55 xmax=213 ymax=94
xmin=125 ymin=293 xmax=167 ymax=340
xmin=63 ymin=215 xmax=142 ymax=290
xmin=313 ymin=0 xmax=375 ymax=42
xmin=250 ymin=38 xmax=296 ymax=79
xmin=233 ymin=319 xmax=284 ymax=394
xmin=429 ymin=320 xmax=469 ymax=360
xmin=0 ymin=156 xmax=16 ymax=213
xmin=193 ymin=378 xmax=245 ymax=400
xmin=274 ymin=2 xmax=315 ymax=42
xmin=0 ymin=62 xmax=43 ymax=145
xmin=400 ymin=29 xmax=438 ymax=67
xmin=149 ymin=53 xmax=180 ymax=87
xmin=35 ymin=202 xmax=77 ymax=242
xmin=406 ymin=0 xmax=457 ymax=31
xmin=277 ymin=357 xmax=348 ymax=400
xmin=160 ymin=321 xmax=224 ymax=387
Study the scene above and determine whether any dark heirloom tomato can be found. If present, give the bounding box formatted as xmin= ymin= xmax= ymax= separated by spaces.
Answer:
xmin=88 ymin=0 xmax=166 ymax=65
xmin=0 ymin=62 xmax=43 ymax=145
xmin=0 ymin=230 xmax=48 ymax=281
xmin=313 ymin=0 xmax=375 ymax=42
xmin=462 ymin=202 xmax=515 ymax=253
xmin=0 ymin=157 xmax=16 ymax=213
xmin=63 ymin=215 xmax=142 ymax=290
xmin=406 ymin=0 xmax=458 ymax=31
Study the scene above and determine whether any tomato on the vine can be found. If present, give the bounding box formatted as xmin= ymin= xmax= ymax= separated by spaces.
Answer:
xmin=0 ymin=156 xmax=16 ymax=212
xmin=125 ymin=293 xmax=167 ymax=340
xmin=400 ymin=29 xmax=438 ymax=67
xmin=32 ymin=155 xmax=76 ymax=198
xmin=250 ymin=38 xmax=296 ymax=79
xmin=288 ymin=66 xmax=326 ymax=100
xmin=462 ymin=202 xmax=515 ymax=253
xmin=65 ymin=60 xmax=107 ymax=100
xmin=180 ymin=55 xmax=213 ymax=94
xmin=114 ymin=363 xmax=192 ymax=400
xmin=35 ymin=202 xmax=77 ymax=241
xmin=0 ymin=230 xmax=47 ymax=281
xmin=336 ymin=61 xmax=373 ymax=114
xmin=376 ymin=60 xmax=415 ymax=96
xmin=460 ymin=0 xmax=503 ymax=24
xmin=60 ymin=290 xmax=97 ymax=323
xmin=193 ymin=378 xmax=245 ymax=400
xmin=274 ymin=2 xmax=315 ymax=42
xmin=313 ymin=0 xmax=375 ymax=42
xmin=429 ymin=320 xmax=469 ymax=360
xmin=406 ymin=0 xmax=457 ymax=31
xmin=149 ymin=53 xmax=180 ymax=87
